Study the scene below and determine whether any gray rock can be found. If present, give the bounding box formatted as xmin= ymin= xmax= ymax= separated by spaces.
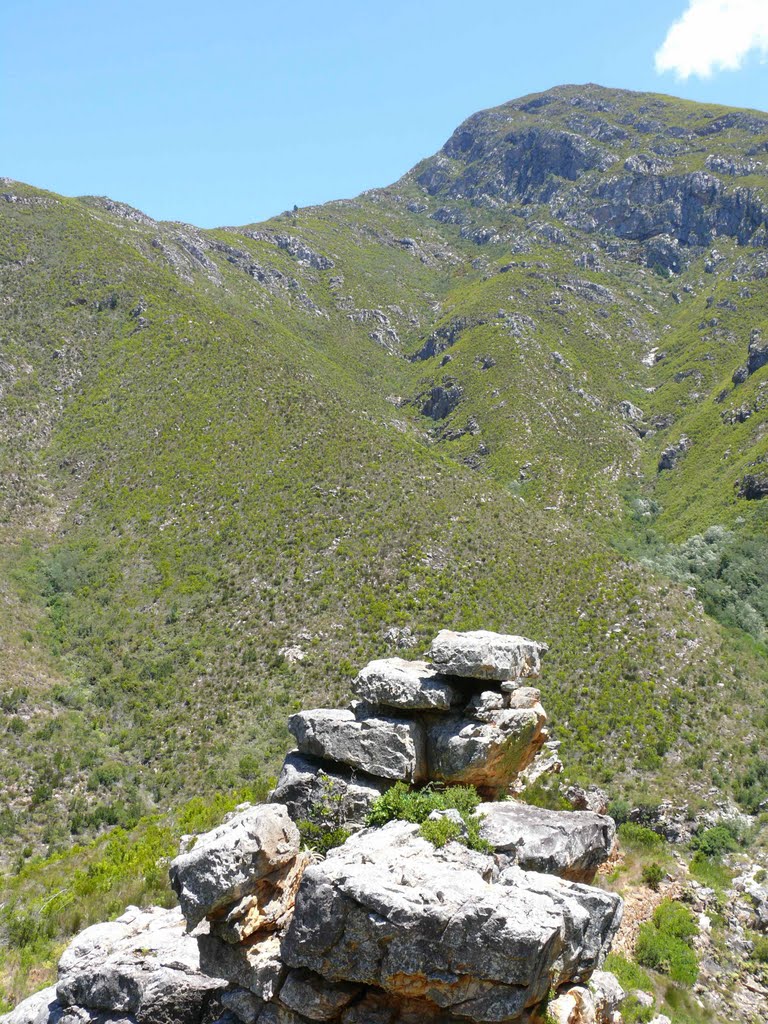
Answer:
xmin=464 ymin=691 xmax=505 ymax=720
xmin=503 ymin=686 xmax=541 ymax=709
xmin=55 ymin=906 xmax=225 ymax=1024
xmin=169 ymin=804 xmax=299 ymax=928
xmin=428 ymin=630 xmax=545 ymax=681
xmin=288 ymin=709 xmax=427 ymax=782
xmin=427 ymin=706 xmax=547 ymax=790
xmin=281 ymin=821 xmax=621 ymax=1022
xmin=269 ymin=752 xmax=388 ymax=827
xmin=219 ymin=989 xmax=262 ymax=1024
xmin=278 ymin=969 xmax=361 ymax=1021
xmin=0 ymin=987 xmax=59 ymax=1024
xmin=209 ymin=853 xmax=311 ymax=944
xmin=197 ymin=933 xmax=284 ymax=1001
xmin=352 ymin=658 xmax=462 ymax=711
xmin=657 ymin=436 xmax=691 ymax=472
xmin=619 ymin=400 xmax=644 ymax=421
xmin=477 ymin=802 xmax=615 ymax=883
xmin=732 ymin=364 xmax=749 ymax=385
xmin=747 ymin=331 xmax=768 ymax=376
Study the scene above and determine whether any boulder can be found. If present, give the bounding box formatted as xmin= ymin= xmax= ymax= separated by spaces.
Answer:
xmin=288 ymin=709 xmax=427 ymax=783
xmin=477 ymin=802 xmax=615 ymax=883
xmin=352 ymin=658 xmax=463 ymax=711
xmin=197 ymin=933 xmax=284 ymax=1001
xmin=54 ymin=906 xmax=226 ymax=1024
xmin=281 ymin=822 xmax=622 ymax=1023
xmin=269 ymin=752 xmax=388 ymax=827
xmin=278 ymin=969 xmax=362 ymax=1021
xmin=427 ymin=706 xmax=547 ymax=790
xmin=219 ymin=989 xmax=263 ymax=1024
xmin=169 ymin=804 xmax=299 ymax=928
xmin=0 ymin=988 xmax=59 ymax=1024
xmin=210 ymin=853 xmax=311 ymax=944
xmin=428 ymin=630 xmax=545 ymax=682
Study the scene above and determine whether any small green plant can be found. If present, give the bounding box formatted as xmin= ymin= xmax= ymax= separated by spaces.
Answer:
xmin=641 ymin=861 xmax=664 ymax=891
xmin=689 ymin=824 xmax=741 ymax=858
xmin=621 ymin=994 xmax=655 ymax=1024
xmin=366 ymin=781 xmax=491 ymax=852
xmin=295 ymin=775 xmax=352 ymax=855
xmin=635 ymin=899 xmax=699 ymax=986
xmin=618 ymin=822 xmax=664 ymax=850
xmin=688 ymin=851 xmax=734 ymax=890
xmin=751 ymin=933 xmax=768 ymax=964
xmin=603 ymin=951 xmax=653 ymax=992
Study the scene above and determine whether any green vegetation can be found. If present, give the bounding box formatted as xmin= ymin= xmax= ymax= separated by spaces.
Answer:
xmin=618 ymin=823 xmax=665 ymax=850
xmin=636 ymin=900 xmax=699 ymax=986
xmin=366 ymin=782 xmax=491 ymax=852
xmin=1 ymin=85 xmax=768 ymax=1005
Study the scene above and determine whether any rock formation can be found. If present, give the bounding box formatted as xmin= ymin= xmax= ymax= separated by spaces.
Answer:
xmin=1 ymin=629 xmax=625 ymax=1024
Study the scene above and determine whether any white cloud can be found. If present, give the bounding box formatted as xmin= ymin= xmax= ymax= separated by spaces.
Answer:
xmin=655 ymin=0 xmax=768 ymax=79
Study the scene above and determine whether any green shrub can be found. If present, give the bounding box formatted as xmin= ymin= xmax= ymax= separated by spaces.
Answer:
xmin=618 ymin=822 xmax=663 ymax=850
xmin=751 ymin=934 xmax=768 ymax=964
xmin=621 ymin=994 xmax=655 ymax=1024
xmin=366 ymin=782 xmax=490 ymax=853
xmin=296 ymin=820 xmax=351 ymax=855
xmin=688 ymin=851 xmax=733 ymax=890
xmin=689 ymin=824 xmax=740 ymax=858
xmin=641 ymin=862 xmax=664 ymax=891
xmin=603 ymin=951 xmax=653 ymax=991
xmin=635 ymin=899 xmax=698 ymax=986
xmin=419 ymin=816 xmax=465 ymax=848
xmin=607 ymin=797 xmax=631 ymax=826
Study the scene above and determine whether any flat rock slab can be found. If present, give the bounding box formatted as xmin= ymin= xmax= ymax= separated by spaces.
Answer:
xmin=281 ymin=821 xmax=622 ymax=1023
xmin=270 ymin=752 xmax=389 ymax=827
xmin=288 ymin=709 xmax=427 ymax=782
xmin=477 ymin=802 xmax=616 ymax=883
xmin=169 ymin=804 xmax=299 ymax=928
xmin=427 ymin=707 xmax=547 ymax=790
xmin=55 ymin=906 xmax=226 ymax=1024
xmin=429 ymin=631 xmax=545 ymax=682
xmin=352 ymin=659 xmax=463 ymax=711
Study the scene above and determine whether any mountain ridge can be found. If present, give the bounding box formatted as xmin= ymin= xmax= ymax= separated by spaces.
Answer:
xmin=0 ymin=82 xmax=767 ymax=1010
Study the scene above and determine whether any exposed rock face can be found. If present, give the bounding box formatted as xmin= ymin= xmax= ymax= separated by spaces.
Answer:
xmin=288 ymin=709 xmax=428 ymax=782
xmin=269 ymin=752 xmax=388 ymax=827
xmin=736 ymin=471 xmax=768 ymax=500
xmin=169 ymin=805 xmax=300 ymax=929
xmin=3 ymin=628 xmax=626 ymax=1024
xmin=477 ymin=802 xmax=615 ymax=883
xmin=657 ymin=436 xmax=691 ymax=472
xmin=281 ymin=822 xmax=622 ymax=1023
xmin=427 ymin=706 xmax=548 ymax=789
xmin=428 ymin=630 xmax=545 ymax=682
xmin=0 ymin=907 xmax=227 ymax=1024
xmin=352 ymin=658 xmax=463 ymax=711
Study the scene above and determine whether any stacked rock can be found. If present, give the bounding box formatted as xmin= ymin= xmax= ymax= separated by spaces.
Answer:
xmin=1 ymin=629 xmax=626 ymax=1024
xmin=272 ymin=629 xmax=550 ymax=826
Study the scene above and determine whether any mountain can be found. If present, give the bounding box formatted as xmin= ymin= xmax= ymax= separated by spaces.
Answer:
xmin=1 ymin=83 xmax=767 ymax=1006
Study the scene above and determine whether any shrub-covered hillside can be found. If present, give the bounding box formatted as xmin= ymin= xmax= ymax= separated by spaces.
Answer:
xmin=0 ymin=86 xmax=767 ymax=993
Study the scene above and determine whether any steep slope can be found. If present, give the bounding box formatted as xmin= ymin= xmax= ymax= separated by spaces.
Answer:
xmin=1 ymin=84 xmax=767 ymax=1004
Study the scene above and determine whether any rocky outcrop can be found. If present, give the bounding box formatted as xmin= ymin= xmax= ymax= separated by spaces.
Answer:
xmin=2 ymin=629 xmax=624 ymax=1024
xmin=3 ymin=906 xmax=227 ymax=1024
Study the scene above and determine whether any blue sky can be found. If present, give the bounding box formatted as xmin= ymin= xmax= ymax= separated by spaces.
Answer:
xmin=3 ymin=0 xmax=768 ymax=227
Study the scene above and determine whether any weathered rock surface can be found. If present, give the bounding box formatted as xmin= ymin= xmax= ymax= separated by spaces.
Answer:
xmin=429 ymin=630 xmax=545 ymax=682
xmin=169 ymin=805 xmax=300 ymax=928
xmin=281 ymin=822 xmax=622 ymax=1022
xmin=197 ymin=932 xmax=284 ymax=1001
xmin=52 ymin=906 xmax=225 ymax=1024
xmin=477 ymin=802 xmax=615 ymax=883
xmin=277 ymin=970 xmax=361 ymax=1021
xmin=427 ymin=706 xmax=547 ymax=789
xmin=352 ymin=658 xmax=463 ymax=711
xmin=269 ymin=752 xmax=388 ymax=827
xmin=0 ymin=988 xmax=60 ymax=1024
xmin=210 ymin=853 xmax=311 ymax=943
xmin=288 ymin=709 xmax=427 ymax=782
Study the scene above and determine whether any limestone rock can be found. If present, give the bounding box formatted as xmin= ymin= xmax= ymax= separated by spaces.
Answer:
xmin=269 ymin=752 xmax=388 ymax=827
xmin=55 ymin=906 xmax=225 ymax=1024
xmin=169 ymin=804 xmax=299 ymax=929
xmin=219 ymin=989 xmax=263 ymax=1024
xmin=0 ymin=987 xmax=59 ymax=1024
xmin=503 ymin=686 xmax=541 ymax=709
xmin=477 ymin=802 xmax=615 ymax=883
xmin=210 ymin=853 xmax=311 ymax=943
xmin=278 ymin=969 xmax=361 ymax=1021
xmin=288 ymin=709 xmax=427 ymax=782
xmin=427 ymin=706 xmax=547 ymax=790
xmin=352 ymin=658 xmax=462 ymax=711
xmin=197 ymin=933 xmax=284 ymax=1001
xmin=428 ymin=630 xmax=545 ymax=681
xmin=281 ymin=821 xmax=622 ymax=1023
